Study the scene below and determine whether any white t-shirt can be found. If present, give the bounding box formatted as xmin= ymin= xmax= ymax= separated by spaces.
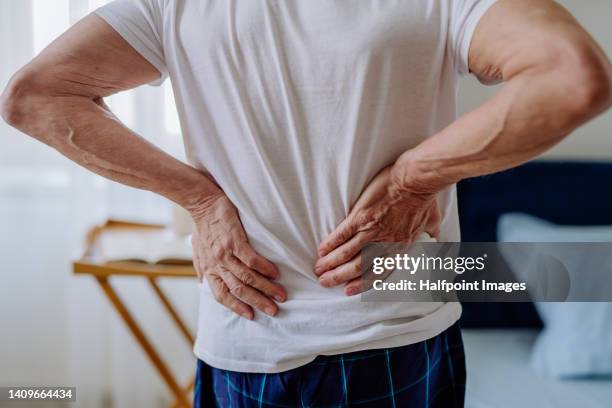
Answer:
xmin=96 ymin=0 xmax=496 ymax=373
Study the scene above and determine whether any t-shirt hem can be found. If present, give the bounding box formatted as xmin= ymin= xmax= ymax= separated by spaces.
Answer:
xmin=194 ymin=302 xmax=462 ymax=374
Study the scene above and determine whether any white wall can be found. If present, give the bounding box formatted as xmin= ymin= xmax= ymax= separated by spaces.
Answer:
xmin=458 ymin=0 xmax=612 ymax=161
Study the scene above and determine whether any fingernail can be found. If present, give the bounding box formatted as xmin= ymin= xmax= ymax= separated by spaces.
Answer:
xmin=264 ymin=307 xmax=277 ymax=316
xmin=346 ymin=287 xmax=357 ymax=296
xmin=274 ymin=294 xmax=285 ymax=302
xmin=319 ymin=278 xmax=330 ymax=287
xmin=241 ymin=312 xmax=253 ymax=320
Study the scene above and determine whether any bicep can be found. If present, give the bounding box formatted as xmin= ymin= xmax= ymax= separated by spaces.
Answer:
xmin=23 ymin=14 xmax=161 ymax=98
xmin=467 ymin=0 xmax=603 ymax=84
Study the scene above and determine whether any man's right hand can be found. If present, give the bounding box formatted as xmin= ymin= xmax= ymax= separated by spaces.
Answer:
xmin=190 ymin=194 xmax=287 ymax=320
xmin=0 ymin=14 xmax=290 ymax=323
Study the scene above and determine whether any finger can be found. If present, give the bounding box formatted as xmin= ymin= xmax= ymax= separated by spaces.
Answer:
xmin=318 ymin=216 xmax=358 ymax=257
xmin=344 ymin=277 xmax=366 ymax=296
xmin=229 ymin=256 xmax=287 ymax=303
xmin=345 ymin=267 xmax=393 ymax=296
xmin=347 ymin=262 xmax=396 ymax=296
xmin=194 ymin=256 xmax=204 ymax=282
xmin=425 ymin=224 xmax=440 ymax=239
xmin=425 ymin=205 xmax=441 ymax=238
xmin=193 ymin=247 xmax=204 ymax=282
xmin=234 ymin=244 xmax=280 ymax=280
xmin=191 ymin=232 xmax=204 ymax=282
xmin=319 ymin=255 xmax=361 ymax=288
xmin=315 ymin=231 xmax=369 ymax=275
xmin=218 ymin=265 xmax=280 ymax=317
xmin=206 ymin=274 xmax=253 ymax=319
xmin=192 ymin=238 xmax=204 ymax=282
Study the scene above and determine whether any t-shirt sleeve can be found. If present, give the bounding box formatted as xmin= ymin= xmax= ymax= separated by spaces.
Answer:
xmin=448 ymin=0 xmax=498 ymax=76
xmin=94 ymin=0 xmax=168 ymax=86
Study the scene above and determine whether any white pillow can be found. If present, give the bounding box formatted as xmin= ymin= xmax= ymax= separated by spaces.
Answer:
xmin=498 ymin=213 xmax=612 ymax=379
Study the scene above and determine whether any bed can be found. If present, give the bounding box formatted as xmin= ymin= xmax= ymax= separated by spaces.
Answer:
xmin=456 ymin=161 xmax=612 ymax=408
xmin=463 ymin=329 xmax=612 ymax=408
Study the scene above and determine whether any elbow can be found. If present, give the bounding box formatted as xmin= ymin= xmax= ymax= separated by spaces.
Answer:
xmin=571 ymin=61 xmax=611 ymax=119
xmin=556 ymin=44 xmax=612 ymax=129
xmin=0 ymin=80 xmax=20 ymax=127
xmin=0 ymin=69 xmax=42 ymax=129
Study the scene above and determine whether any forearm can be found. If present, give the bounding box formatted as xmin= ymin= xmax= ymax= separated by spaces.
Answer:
xmin=1 ymin=78 xmax=221 ymax=213
xmin=0 ymin=14 xmax=224 ymax=215
xmin=391 ymin=51 xmax=612 ymax=196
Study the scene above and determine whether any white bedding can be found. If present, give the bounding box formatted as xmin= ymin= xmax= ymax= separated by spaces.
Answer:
xmin=463 ymin=329 xmax=612 ymax=408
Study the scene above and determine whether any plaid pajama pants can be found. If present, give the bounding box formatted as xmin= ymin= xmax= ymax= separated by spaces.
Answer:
xmin=194 ymin=322 xmax=465 ymax=408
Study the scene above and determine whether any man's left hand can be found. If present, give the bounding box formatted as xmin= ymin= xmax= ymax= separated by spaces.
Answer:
xmin=314 ymin=165 xmax=441 ymax=295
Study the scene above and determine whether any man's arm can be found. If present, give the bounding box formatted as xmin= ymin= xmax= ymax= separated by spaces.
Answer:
xmin=391 ymin=0 xmax=612 ymax=194
xmin=315 ymin=0 xmax=611 ymax=293
xmin=0 ymin=15 xmax=286 ymax=318
xmin=0 ymin=15 xmax=219 ymax=210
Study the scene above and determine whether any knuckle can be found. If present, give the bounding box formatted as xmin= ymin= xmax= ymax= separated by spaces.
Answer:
xmin=220 ymin=237 xmax=233 ymax=249
xmin=363 ymin=228 xmax=377 ymax=239
xmin=213 ymin=285 xmax=229 ymax=302
xmin=211 ymin=245 xmax=225 ymax=260
xmin=339 ymin=228 xmax=352 ymax=241
xmin=244 ymin=255 xmax=258 ymax=269
xmin=239 ymin=272 xmax=256 ymax=286
xmin=230 ymin=284 xmax=246 ymax=297
xmin=340 ymin=248 xmax=352 ymax=259
xmin=353 ymin=210 xmax=370 ymax=227
xmin=237 ymin=251 xmax=254 ymax=267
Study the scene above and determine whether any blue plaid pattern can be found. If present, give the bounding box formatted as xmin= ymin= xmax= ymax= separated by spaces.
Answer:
xmin=194 ymin=322 xmax=465 ymax=408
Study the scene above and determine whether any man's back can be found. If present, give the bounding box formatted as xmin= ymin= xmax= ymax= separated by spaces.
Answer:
xmin=96 ymin=0 xmax=475 ymax=372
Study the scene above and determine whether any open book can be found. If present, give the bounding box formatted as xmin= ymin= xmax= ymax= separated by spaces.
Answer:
xmin=97 ymin=228 xmax=193 ymax=265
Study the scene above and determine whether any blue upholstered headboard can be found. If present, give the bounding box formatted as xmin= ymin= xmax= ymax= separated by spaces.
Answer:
xmin=457 ymin=160 xmax=612 ymax=328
